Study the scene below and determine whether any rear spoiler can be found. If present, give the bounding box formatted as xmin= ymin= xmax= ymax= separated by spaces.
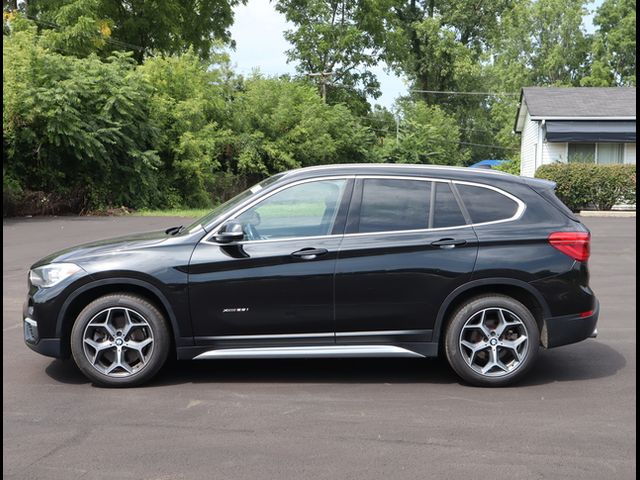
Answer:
xmin=521 ymin=177 xmax=580 ymax=222
xmin=520 ymin=177 xmax=557 ymax=191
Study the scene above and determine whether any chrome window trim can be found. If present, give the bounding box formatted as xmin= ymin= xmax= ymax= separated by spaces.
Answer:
xmin=201 ymin=174 xmax=526 ymax=246
xmin=453 ymin=179 xmax=526 ymax=227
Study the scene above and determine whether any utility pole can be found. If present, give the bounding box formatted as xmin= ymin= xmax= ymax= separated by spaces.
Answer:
xmin=306 ymin=72 xmax=335 ymax=103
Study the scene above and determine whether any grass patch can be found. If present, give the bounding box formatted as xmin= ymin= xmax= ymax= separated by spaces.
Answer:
xmin=134 ymin=202 xmax=326 ymax=220
xmin=133 ymin=208 xmax=211 ymax=218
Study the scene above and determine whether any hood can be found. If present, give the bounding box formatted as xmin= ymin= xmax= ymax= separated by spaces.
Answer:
xmin=31 ymin=230 xmax=175 ymax=268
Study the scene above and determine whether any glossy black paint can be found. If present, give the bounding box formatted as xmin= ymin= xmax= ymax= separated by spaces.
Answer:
xmin=189 ymin=236 xmax=342 ymax=338
xmin=24 ymin=164 xmax=599 ymax=361
xmin=334 ymin=227 xmax=478 ymax=342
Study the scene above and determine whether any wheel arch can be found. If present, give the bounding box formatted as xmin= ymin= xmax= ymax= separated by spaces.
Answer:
xmin=56 ymin=278 xmax=187 ymax=358
xmin=434 ymin=278 xmax=550 ymax=349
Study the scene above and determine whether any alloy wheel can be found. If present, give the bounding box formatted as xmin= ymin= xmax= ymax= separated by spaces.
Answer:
xmin=458 ymin=307 xmax=529 ymax=377
xmin=82 ymin=307 xmax=154 ymax=377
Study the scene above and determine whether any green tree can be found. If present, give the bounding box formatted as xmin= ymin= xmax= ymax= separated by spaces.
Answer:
xmin=380 ymin=101 xmax=468 ymax=165
xmin=490 ymin=0 xmax=592 ymax=89
xmin=3 ymin=26 xmax=160 ymax=210
xmin=581 ymin=0 xmax=636 ymax=86
xmin=375 ymin=0 xmax=512 ymax=100
xmin=226 ymin=76 xmax=376 ymax=175
xmin=275 ymin=0 xmax=385 ymax=104
xmin=25 ymin=0 xmax=244 ymax=62
xmin=139 ymin=49 xmax=232 ymax=207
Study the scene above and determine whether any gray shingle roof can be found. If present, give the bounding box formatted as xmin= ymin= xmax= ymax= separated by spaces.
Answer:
xmin=522 ymin=87 xmax=636 ymax=117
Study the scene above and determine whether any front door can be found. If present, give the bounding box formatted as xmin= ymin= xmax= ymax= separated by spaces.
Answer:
xmin=189 ymin=177 xmax=352 ymax=344
xmin=334 ymin=177 xmax=478 ymax=344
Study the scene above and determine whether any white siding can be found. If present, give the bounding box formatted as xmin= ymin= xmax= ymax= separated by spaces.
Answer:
xmin=542 ymin=142 xmax=567 ymax=164
xmin=519 ymin=113 xmax=539 ymax=177
xmin=624 ymin=143 xmax=636 ymax=164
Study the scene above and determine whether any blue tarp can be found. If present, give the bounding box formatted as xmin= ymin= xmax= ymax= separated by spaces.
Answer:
xmin=469 ymin=160 xmax=508 ymax=168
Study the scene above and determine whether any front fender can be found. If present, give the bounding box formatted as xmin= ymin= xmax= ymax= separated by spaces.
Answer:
xmin=55 ymin=277 xmax=194 ymax=347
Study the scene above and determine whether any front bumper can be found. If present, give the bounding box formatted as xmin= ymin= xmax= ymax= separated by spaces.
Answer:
xmin=23 ymin=302 xmax=66 ymax=358
xmin=542 ymin=299 xmax=600 ymax=348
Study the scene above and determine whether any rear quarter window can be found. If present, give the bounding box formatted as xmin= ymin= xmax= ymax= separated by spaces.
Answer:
xmin=456 ymin=184 xmax=520 ymax=224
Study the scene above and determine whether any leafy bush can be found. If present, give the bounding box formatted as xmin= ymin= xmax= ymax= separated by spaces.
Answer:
xmin=228 ymin=77 xmax=377 ymax=175
xmin=535 ymin=163 xmax=636 ymax=211
xmin=494 ymin=158 xmax=520 ymax=175
xmin=380 ymin=102 xmax=469 ymax=165
xmin=3 ymin=172 xmax=24 ymax=217
xmin=4 ymin=28 xmax=161 ymax=211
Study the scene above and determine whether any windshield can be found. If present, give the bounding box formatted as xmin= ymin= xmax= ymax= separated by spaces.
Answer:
xmin=184 ymin=174 xmax=286 ymax=232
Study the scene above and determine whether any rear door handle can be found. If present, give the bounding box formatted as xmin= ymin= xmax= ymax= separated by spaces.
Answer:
xmin=431 ymin=238 xmax=467 ymax=249
xmin=291 ymin=248 xmax=329 ymax=260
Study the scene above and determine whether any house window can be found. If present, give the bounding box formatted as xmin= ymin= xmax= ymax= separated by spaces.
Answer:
xmin=568 ymin=143 xmax=624 ymax=164
xmin=568 ymin=144 xmax=596 ymax=163
xmin=597 ymin=144 xmax=624 ymax=164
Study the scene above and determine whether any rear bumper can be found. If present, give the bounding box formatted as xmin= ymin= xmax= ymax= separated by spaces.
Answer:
xmin=542 ymin=299 xmax=599 ymax=348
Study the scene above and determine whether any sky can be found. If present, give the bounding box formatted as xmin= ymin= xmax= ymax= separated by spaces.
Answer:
xmin=228 ymin=0 xmax=407 ymax=110
xmin=228 ymin=0 xmax=603 ymax=110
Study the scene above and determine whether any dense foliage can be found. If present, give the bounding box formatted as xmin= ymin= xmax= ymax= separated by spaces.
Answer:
xmin=2 ymin=0 xmax=637 ymax=214
xmin=4 ymin=25 xmax=160 ymax=213
xmin=535 ymin=164 xmax=636 ymax=211
xmin=24 ymin=0 xmax=245 ymax=62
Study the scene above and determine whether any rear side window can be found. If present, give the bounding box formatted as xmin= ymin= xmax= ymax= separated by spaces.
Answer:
xmin=358 ymin=179 xmax=431 ymax=233
xmin=456 ymin=184 xmax=519 ymax=224
xmin=433 ymin=182 xmax=467 ymax=228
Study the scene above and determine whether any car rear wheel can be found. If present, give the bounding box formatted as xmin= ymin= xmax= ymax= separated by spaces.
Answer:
xmin=444 ymin=295 xmax=539 ymax=387
xmin=70 ymin=293 xmax=170 ymax=387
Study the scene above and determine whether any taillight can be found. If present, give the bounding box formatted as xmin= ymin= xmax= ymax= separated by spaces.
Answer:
xmin=548 ymin=232 xmax=590 ymax=262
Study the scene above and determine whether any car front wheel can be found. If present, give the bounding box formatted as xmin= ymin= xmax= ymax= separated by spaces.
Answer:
xmin=70 ymin=293 xmax=170 ymax=387
xmin=444 ymin=295 xmax=540 ymax=387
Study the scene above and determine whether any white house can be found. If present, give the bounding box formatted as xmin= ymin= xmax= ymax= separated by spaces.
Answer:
xmin=514 ymin=87 xmax=636 ymax=177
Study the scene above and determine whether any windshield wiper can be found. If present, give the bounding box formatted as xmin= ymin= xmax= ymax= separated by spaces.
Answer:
xmin=165 ymin=225 xmax=184 ymax=235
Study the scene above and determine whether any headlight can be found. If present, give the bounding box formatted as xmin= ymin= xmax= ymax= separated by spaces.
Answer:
xmin=29 ymin=263 xmax=84 ymax=288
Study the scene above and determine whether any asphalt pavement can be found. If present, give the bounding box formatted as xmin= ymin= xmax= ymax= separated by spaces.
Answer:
xmin=2 ymin=215 xmax=636 ymax=479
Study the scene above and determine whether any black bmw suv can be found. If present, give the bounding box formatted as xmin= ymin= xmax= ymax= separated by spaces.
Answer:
xmin=24 ymin=164 xmax=599 ymax=387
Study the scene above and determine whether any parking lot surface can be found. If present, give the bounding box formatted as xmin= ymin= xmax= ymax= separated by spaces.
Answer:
xmin=3 ymin=215 xmax=636 ymax=479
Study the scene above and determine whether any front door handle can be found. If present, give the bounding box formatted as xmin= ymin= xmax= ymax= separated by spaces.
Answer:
xmin=431 ymin=238 xmax=467 ymax=249
xmin=291 ymin=248 xmax=329 ymax=260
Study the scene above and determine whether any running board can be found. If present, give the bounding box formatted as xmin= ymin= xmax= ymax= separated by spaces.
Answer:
xmin=193 ymin=345 xmax=425 ymax=360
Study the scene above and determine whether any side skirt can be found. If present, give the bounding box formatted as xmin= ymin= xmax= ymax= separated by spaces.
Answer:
xmin=176 ymin=343 xmax=439 ymax=360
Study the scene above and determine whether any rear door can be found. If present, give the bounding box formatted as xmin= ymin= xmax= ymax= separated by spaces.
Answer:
xmin=334 ymin=176 xmax=478 ymax=344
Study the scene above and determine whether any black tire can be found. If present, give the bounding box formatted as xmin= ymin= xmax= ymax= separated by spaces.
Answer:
xmin=444 ymin=294 xmax=540 ymax=387
xmin=70 ymin=293 xmax=171 ymax=387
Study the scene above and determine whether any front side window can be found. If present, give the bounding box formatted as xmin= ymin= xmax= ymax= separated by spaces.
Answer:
xmin=235 ymin=179 xmax=347 ymax=240
xmin=456 ymin=184 xmax=519 ymax=224
xmin=186 ymin=174 xmax=285 ymax=232
xmin=357 ymin=179 xmax=431 ymax=233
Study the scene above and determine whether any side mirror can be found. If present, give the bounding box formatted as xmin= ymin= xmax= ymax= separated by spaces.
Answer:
xmin=213 ymin=220 xmax=245 ymax=244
